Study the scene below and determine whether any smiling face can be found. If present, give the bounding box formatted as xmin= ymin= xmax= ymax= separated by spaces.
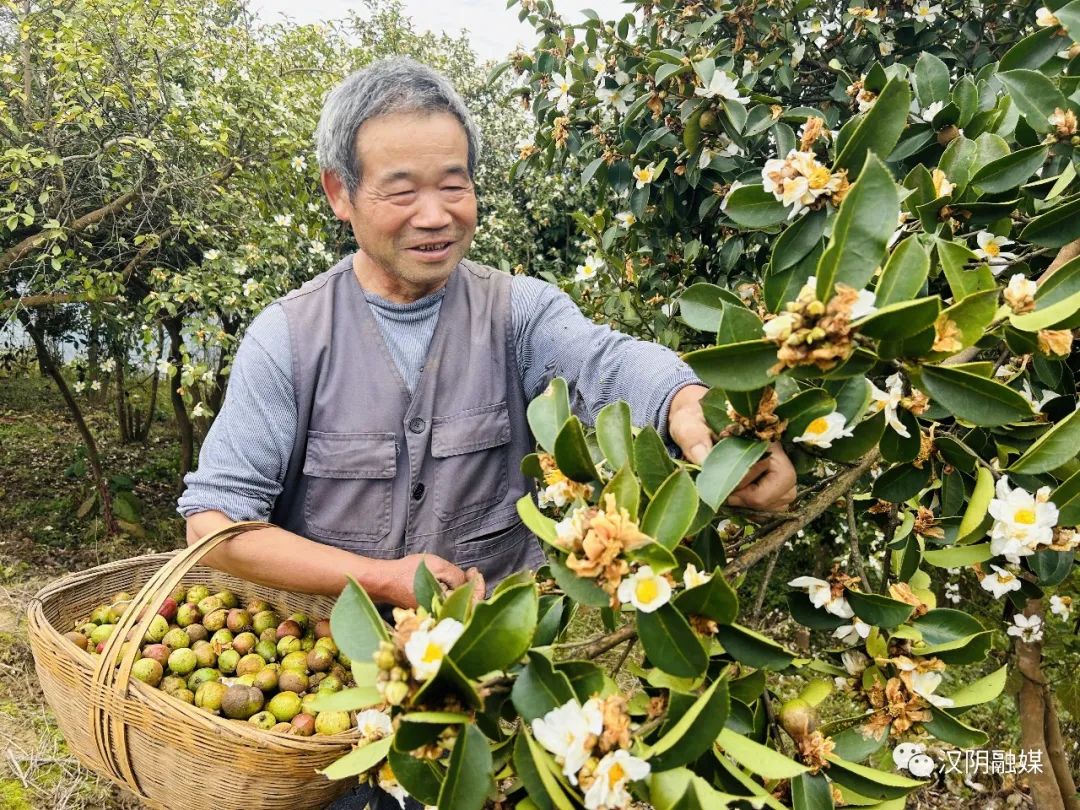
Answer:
xmin=322 ymin=111 xmax=477 ymax=302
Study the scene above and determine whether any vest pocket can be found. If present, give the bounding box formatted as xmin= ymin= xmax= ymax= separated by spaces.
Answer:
xmin=430 ymin=402 xmax=511 ymax=522
xmin=302 ymin=431 xmax=396 ymax=543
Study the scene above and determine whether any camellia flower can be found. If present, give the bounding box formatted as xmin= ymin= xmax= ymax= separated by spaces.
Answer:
xmin=1050 ymin=594 xmax=1072 ymax=620
xmin=355 ymin=709 xmax=393 ymax=741
xmin=291 ymin=155 xmax=307 ymax=172
xmin=596 ymin=84 xmax=631 ymax=114
xmin=833 ymin=618 xmax=871 ymax=645
xmin=273 ymin=213 xmax=292 ymax=227
xmin=1003 ymin=273 xmax=1037 ymax=313
xmin=798 ymin=15 xmax=840 ymax=48
xmin=156 ymin=358 xmax=174 ymax=378
xmin=1007 ymin=613 xmax=1044 ymax=643
xmin=588 ymin=53 xmax=606 ymax=74
xmin=204 ymin=249 xmax=221 ymax=262
xmin=403 ymin=617 xmax=464 ymax=681
xmin=793 ymin=412 xmax=853 ymax=449
xmin=191 ymin=401 xmax=211 ymax=419
xmin=532 ymin=698 xmax=604 ymax=784
xmin=617 ymin=566 xmax=672 ymax=613
xmin=850 ymin=288 xmax=878 ymax=320
xmin=788 ymin=575 xmax=854 ymax=618
xmin=583 ymin=749 xmax=651 ymax=810
xmin=869 ymin=373 xmax=912 ymax=438
xmin=538 ymin=452 xmax=593 ymax=508
xmin=973 ymin=231 xmax=1016 ymax=268
xmin=683 ymin=563 xmax=712 ymax=589
xmin=100 ymin=357 xmax=116 ymax=373
xmin=988 ymin=476 xmax=1058 ymax=564
xmin=242 ymin=278 xmax=260 ymax=297
xmin=548 ymin=72 xmax=573 ymax=112
xmin=910 ymin=1 xmax=942 ymax=23
xmin=632 ymin=162 xmax=658 ymax=188
xmin=979 ymin=564 xmax=1021 ymax=599
xmin=895 ymin=656 xmax=953 ymax=708
xmin=614 ymin=211 xmax=636 ymax=228
xmin=695 ymin=70 xmax=748 ymax=102
xmin=73 ymin=381 xmax=86 ymax=393
xmin=913 ymin=99 xmax=944 ymax=124
xmin=1036 ymin=6 xmax=1060 ymax=26
xmin=761 ymin=150 xmax=850 ymax=218
xmin=376 ymin=761 xmax=408 ymax=809
xmin=574 ymin=255 xmax=604 ymax=283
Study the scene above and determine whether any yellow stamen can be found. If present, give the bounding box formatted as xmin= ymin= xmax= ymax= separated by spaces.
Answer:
xmin=984 ymin=242 xmax=1000 ymax=257
xmin=422 ymin=642 xmax=443 ymax=663
xmin=1014 ymin=508 xmax=1037 ymax=525
xmin=608 ymin=762 xmax=626 ymax=788
xmin=806 ymin=417 xmax=830 ymax=435
xmin=635 ymin=579 xmax=659 ymax=604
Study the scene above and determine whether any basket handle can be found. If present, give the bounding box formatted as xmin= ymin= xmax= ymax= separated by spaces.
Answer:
xmin=91 ymin=520 xmax=275 ymax=795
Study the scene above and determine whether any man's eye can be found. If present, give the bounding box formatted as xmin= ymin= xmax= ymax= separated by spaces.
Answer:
xmin=442 ymin=186 xmax=466 ymax=192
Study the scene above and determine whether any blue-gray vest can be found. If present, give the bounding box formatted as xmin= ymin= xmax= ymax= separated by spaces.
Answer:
xmin=270 ymin=255 xmax=544 ymax=590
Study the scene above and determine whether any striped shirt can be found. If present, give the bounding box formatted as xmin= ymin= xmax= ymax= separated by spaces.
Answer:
xmin=178 ymin=271 xmax=701 ymax=521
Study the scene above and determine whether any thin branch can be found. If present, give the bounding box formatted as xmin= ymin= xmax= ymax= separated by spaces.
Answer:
xmin=845 ymin=496 xmax=872 ymax=592
xmin=556 ymin=622 xmax=637 ymax=658
xmin=751 ymin=549 xmax=781 ymax=623
xmin=0 ymin=293 xmax=120 ymax=310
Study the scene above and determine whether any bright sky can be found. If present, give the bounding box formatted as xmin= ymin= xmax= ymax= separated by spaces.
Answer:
xmin=247 ymin=0 xmax=632 ymax=61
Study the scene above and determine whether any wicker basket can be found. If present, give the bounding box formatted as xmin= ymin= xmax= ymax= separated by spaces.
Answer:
xmin=26 ymin=521 xmax=360 ymax=810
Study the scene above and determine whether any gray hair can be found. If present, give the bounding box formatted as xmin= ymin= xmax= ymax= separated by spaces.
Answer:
xmin=315 ymin=57 xmax=481 ymax=195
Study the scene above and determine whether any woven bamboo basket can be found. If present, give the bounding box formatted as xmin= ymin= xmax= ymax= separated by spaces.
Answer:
xmin=26 ymin=521 xmax=361 ymax=810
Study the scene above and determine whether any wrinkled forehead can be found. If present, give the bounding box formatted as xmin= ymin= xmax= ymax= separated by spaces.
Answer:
xmin=354 ymin=111 xmax=470 ymax=184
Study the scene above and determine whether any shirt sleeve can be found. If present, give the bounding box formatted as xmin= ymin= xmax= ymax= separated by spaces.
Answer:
xmin=510 ymin=275 xmax=704 ymax=441
xmin=176 ymin=304 xmax=296 ymax=522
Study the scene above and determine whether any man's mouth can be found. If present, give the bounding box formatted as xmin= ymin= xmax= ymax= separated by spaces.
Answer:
xmin=413 ymin=241 xmax=452 ymax=253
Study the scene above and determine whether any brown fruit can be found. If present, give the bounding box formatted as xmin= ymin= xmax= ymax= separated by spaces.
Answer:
xmin=276 ymin=620 xmax=302 ymax=641
xmin=196 ymin=595 xmax=223 ymax=615
xmin=221 ymin=685 xmax=264 ymax=720
xmin=291 ymin=713 xmax=316 ymax=736
xmin=259 ymin=628 xmax=278 ymax=645
xmin=64 ymin=632 xmax=88 ymax=650
xmin=160 ymin=675 xmax=187 ymax=694
xmin=307 ymin=647 xmax=334 ymax=673
xmin=288 ymin=613 xmax=310 ymax=633
xmin=185 ymin=623 xmax=209 ymax=644
xmin=278 ymin=670 xmax=309 ymax=694
xmin=173 ymin=688 xmax=195 ymax=705
xmin=170 ymin=585 xmax=188 ymax=604
xmin=313 ymin=619 xmax=332 ymax=639
xmin=246 ymin=598 xmax=272 ymax=614
xmin=271 ymin=722 xmax=294 ymax=734
xmin=191 ymin=640 xmax=217 ymax=669
xmin=227 ymin=609 xmax=253 ymax=634
xmin=232 ymin=632 xmax=258 ymax=656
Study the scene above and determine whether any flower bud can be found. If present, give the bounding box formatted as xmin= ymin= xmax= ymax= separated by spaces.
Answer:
xmin=383 ymin=680 xmax=410 ymax=706
xmin=390 ymin=666 xmax=408 ymax=682
xmin=779 ymin=697 xmax=819 ymax=741
xmin=806 ymin=300 xmax=825 ymax=317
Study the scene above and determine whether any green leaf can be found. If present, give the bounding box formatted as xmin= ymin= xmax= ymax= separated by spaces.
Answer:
xmin=512 ymin=733 xmax=568 ymax=810
xmin=912 ymin=609 xmax=986 ymax=646
xmin=683 ymin=340 xmax=779 ymax=392
xmin=1037 ymin=253 xmax=1080 ymax=306
xmin=997 ymin=69 xmax=1068 ymax=133
xmin=1052 ymin=469 xmax=1080 ymax=525
xmin=548 ymin=556 xmax=610 ymax=607
xmin=1010 ymin=289 xmax=1080 ymax=331
xmin=821 ymin=411 xmax=884 ymax=463
xmin=679 ymin=283 xmax=744 ymax=332
xmin=774 ymin=388 xmax=836 ymax=435
xmin=924 ymin=708 xmax=989 ymax=748
xmin=1010 ymin=408 xmax=1080 ymax=473
xmin=1000 ymin=25 xmax=1065 ymax=71
xmin=451 ymin=582 xmax=537 ymax=677
xmin=628 ymin=540 xmax=679 ymax=573
xmin=637 ymin=603 xmax=708 ymax=678
xmin=641 ymin=469 xmax=699 ymax=549
xmin=923 ymin=543 xmax=994 ymax=567
xmin=971 ymin=144 xmax=1048 ymax=193
xmin=596 ymin=401 xmax=633 ymax=470
xmin=958 ymin=466 xmax=994 ymax=543
xmin=823 ymin=753 xmax=925 ymax=800
xmin=1029 ymin=549 xmax=1074 ymax=585
xmin=1018 ymin=194 xmax=1080 ymax=248
xmin=717 ymin=302 xmax=764 ymax=344
xmin=875 ymin=236 xmax=930 ymax=307
xmin=553 ymin=660 xmax=606 ymax=703
xmin=414 ymin=560 xmax=443 ymax=614
xmin=845 ymin=590 xmax=915 ymax=629
xmin=649 ymin=678 xmax=730 ymax=770
xmin=933 ymin=289 xmax=999 ymax=355
xmin=787 ymin=592 xmax=849 ymax=630
xmin=437 ymin=723 xmax=493 ymax=810
xmin=722 ymin=184 xmax=790 ymax=227
xmin=696 ymin=437 xmax=768 ymax=510
xmin=830 ymin=722 xmax=889 ymax=764
xmin=330 ymin=578 xmax=389 ymax=666
xmin=938 ymin=240 xmax=994 ymax=300
xmin=854 ymin=297 xmax=940 ymax=340
xmin=947 ymin=664 xmax=1008 ymax=708
xmin=511 ymin=651 xmax=576 ymax=723
xmin=938 ymin=136 xmax=979 ymax=195
xmin=634 ymin=425 xmax=677 ymax=496
xmin=878 ymin=410 xmax=921 ymax=464
xmin=319 ymin=740 xmax=393 ymax=784
xmin=601 ymin=462 xmax=641 ymax=521
xmin=527 ymin=378 xmax=571 ymax=454
xmin=872 ymin=462 xmax=931 ymax=503
xmin=834 ymin=78 xmax=911 ymax=178
xmin=517 ymin=495 xmax=558 ymax=547
xmin=919 ymin=365 xmax=1033 ymax=426
xmin=389 ymin=745 xmax=443 ymax=806
xmin=554 ymin=416 xmax=598 ymax=483
xmin=674 ymin=568 xmax=739 ymax=625
xmin=792 ymin=772 xmax=835 ymax=810
xmin=771 ymin=208 xmax=827 ymax=273
xmin=715 ymin=622 xmax=795 ymax=670
xmin=914 ymin=52 xmax=950 ymax=107
xmin=716 ymin=728 xmax=808 ymax=779
xmin=306 ymin=686 xmax=382 ymax=713
xmin=816 ymin=153 xmax=900 ymax=299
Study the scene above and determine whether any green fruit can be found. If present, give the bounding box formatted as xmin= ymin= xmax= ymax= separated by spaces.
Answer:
xmin=236 ymin=653 xmax=266 ymax=676
xmin=288 ymin=613 xmax=310 ymax=633
xmin=195 ymin=680 xmax=228 ymax=712
xmin=276 ymin=635 xmax=301 ymax=658
xmin=107 ymin=603 xmax=128 ymax=624
xmin=318 ymin=675 xmax=342 ymax=694
xmin=215 ymin=590 xmax=238 ymax=609
xmin=162 ymin=628 xmax=190 ymax=650
xmin=246 ymin=598 xmax=272 ymax=614
xmin=187 ymin=667 xmax=220 ymax=691
xmin=170 ymin=585 xmax=188 ymax=604
xmin=280 ymin=651 xmax=308 ymax=672
xmin=267 ymin=691 xmax=303 ymax=722
xmin=255 ymin=639 xmax=278 ymax=662
xmin=336 ymin=652 xmax=352 ymax=668
xmin=173 ymin=688 xmax=195 ymax=705
xmin=143 ymin=615 xmax=169 ymax=644
xmin=217 ymin=649 xmax=241 ymax=675
xmin=191 ymin=640 xmax=217 ymax=668
xmin=300 ymin=635 xmax=315 ymax=652
xmin=175 ymin=603 xmax=202 ymax=628
xmin=168 ymin=648 xmax=198 ymax=676
xmin=253 ymin=668 xmax=279 ymax=694
xmin=779 ymin=698 xmax=818 ymax=741
xmin=89 ymin=624 xmax=116 ymax=646
xmin=90 ymin=605 xmax=112 ymax=625
xmin=227 ymin=609 xmax=253 ymax=633
xmin=249 ymin=710 xmax=277 ymax=730
xmin=232 ymin=632 xmax=258 ymax=656
xmin=197 ymin=595 xmax=224 ymax=615
xmin=131 ymin=658 xmax=164 ymax=687
xmin=314 ymin=636 xmax=338 ymax=656
xmin=160 ymin=675 xmax=187 ymax=694
xmin=209 ymin=629 xmax=234 ymax=650
xmin=301 ymin=693 xmax=320 ymax=715
xmin=236 ymin=674 xmax=256 ymax=686
xmin=78 ymin=622 xmax=98 ymax=637
xmin=259 ymin=628 xmax=278 ymax=645
xmin=185 ymin=585 xmax=210 ymax=605
xmin=221 ymin=685 xmax=264 ymax=720
xmin=315 ymin=711 xmax=351 ymax=735
xmin=291 ymin=713 xmax=316 ymax=736
xmin=278 ymin=670 xmax=309 ymax=694
xmin=203 ymin=609 xmax=228 ymax=632
xmin=252 ymin=611 xmax=279 ymax=636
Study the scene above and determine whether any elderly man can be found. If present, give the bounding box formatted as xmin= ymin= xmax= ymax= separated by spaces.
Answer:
xmin=178 ymin=57 xmax=796 ymax=610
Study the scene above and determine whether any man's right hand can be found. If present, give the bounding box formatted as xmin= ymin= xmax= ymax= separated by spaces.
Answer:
xmin=384 ymin=554 xmax=467 ymax=608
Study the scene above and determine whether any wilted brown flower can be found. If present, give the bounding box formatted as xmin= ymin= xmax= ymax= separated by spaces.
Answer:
xmin=797 ymin=730 xmax=836 ymax=773
xmin=597 ymin=695 xmax=633 ymax=753
xmin=798 ymin=116 xmax=827 ymax=151
xmin=913 ymin=506 xmax=944 ymax=539
xmin=1050 ymin=107 xmax=1078 ymax=140
xmin=718 ymin=386 xmax=788 ymax=442
xmin=560 ymin=494 xmax=650 ymax=598
xmin=690 ymin=614 xmax=720 ymax=636
xmin=913 ymin=432 xmax=934 ymax=469
xmin=1050 ymin=527 xmax=1079 ymax=552
xmin=888 ymin=582 xmax=930 ymax=618
xmin=552 ymin=116 xmax=570 ymax=147
xmin=1037 ymin=328 xmax=1073 ymax=357
xmin=866 ymin=677 xmax=932 ymax=736
xmin=767 ymin=282 xmax=864 ymax=375
xmin=932 ymin=316 xmax=963 ymax=353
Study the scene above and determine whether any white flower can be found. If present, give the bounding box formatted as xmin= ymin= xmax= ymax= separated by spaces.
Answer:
xmin=842 ymin=649 xmax=870 ymax=675
xmin=191 ymin=401 xmax=211 ymax=418
xmin=833 ymin=618 xmax=871 ymax=645
xmin=1050 ymin=595 xmax=1072 ymax=620
xmin=973 ymin=231 xmax=1016 ymax=267
xmin=788 ymin=576 xmax=854 ymax=618
xmin=914 ymin=100 xmax=945 ymax=124
xmin=850 ymin=288 xmax=878 ymax=320
xmin=583 ymin=749 xmax=651 ymax=810
xmin=1007 ymin=613 xmax=1044 ymax=643
xmin=100 ymin=357 xmax=117 ymax=373
xmin=273 ymin=213 xmax=292 ymax=227
xmin=869 ymin=373 xmax=911 ymax=438
xmin=879 ymin=41 xmax=895 ymax=56
xmin=308 ymin=239 xmax=325 ymax=255
xmin=355 ymin=708 xmax=393 ymax=741
xmin=1036 ymin=6 xmax=1060 ymax=27
xmin=200 ymin=370 xmax=215 ymax=385
xmin=403 ymin=618 xmax=464 ymax=681
xmin=892 ymin=742 xmax=926 ymax=770
xmin=793 ymin=412 xmax=854 ymax=449
xmin=88 ymin=379 xmax=101 ymax=392
xmin=156 ymin=359 xmax=174 ymax=378
xmin=291 ymin=155 xmax=307 ymax=172
xmin=574 ymin=255 xmax=604 ymax=283
xmin=617 ymin=566 xmax=673 ymax=613
xmin=695 ymin=70 xmax=748 ymax=102
xmin=798 ymin=16 xmax=840 ymax=48
xmin=989 ymin=477 xmax=1058 ymax=564
xmin=588 ymin=53 xmax=606 ymax=73
xmin=911 ymin=671 xmax=954 ymax=708
xmin=763 ymin=312 xmax=799 ymax=342
xmin=532 ymin=698 xmax=604 ymax=784
xmin=1004 ymin=273 xmax=1037 ymax=311
xmin=548 ymin=72 xmax=572 ymax=112
xmin=614 ymin=211 xmax=636 ymax=228
xmin=632 ymin=163 xmax=658 ymax=188
xmin=911 ymin=1 xmax=942 ymax=23
xmin=376 ymin=761 xmax=408 ymax=809
xmin=714 ymin=133 xmax=742 ymax=157
xmin=1019 ymin=379 xmax=1057 ymax=413
xmin=204 ymin=249 xmax=221 ymax=262
xmin=979 ymin=565 xmax=1021 ymax=599
xmin=908 ymin=753 xmax=937 ymax=778
xmin=683 ymin=563 xmax=712 ymax=589
xmin=538 ymin=479 xmax=580 ymax=508
xmin=73 ymin=381 xmax=86 ymax=393
xmin=596 ymin=84 xmax=631 ymax=114
xmin=210 ymin=67 xmax=227 ymax=83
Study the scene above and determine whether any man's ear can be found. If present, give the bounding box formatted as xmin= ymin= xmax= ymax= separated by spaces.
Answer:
xmin=321 ymin=169 xmax=353 ymax=222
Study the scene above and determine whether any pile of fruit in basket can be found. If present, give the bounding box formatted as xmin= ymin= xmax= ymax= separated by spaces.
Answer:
xmin=65 ymin=586 xmax=357 ymax=736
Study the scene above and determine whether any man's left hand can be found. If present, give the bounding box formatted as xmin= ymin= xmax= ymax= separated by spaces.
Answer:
xmin=668 ymin=384 xmax=797 ymax=512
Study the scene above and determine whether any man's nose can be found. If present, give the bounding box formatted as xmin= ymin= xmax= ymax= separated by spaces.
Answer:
xmin=410 ymin=191 xmax=453 ymax=230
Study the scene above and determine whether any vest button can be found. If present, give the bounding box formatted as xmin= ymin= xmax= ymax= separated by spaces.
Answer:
xmin=408 ymin=417 xmax=426 ymax=434
xmin=412 ymin=483 xmax=426 ymax=501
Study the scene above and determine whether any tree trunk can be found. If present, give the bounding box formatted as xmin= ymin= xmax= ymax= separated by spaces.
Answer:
xmin=164 ymin=315 xmax=194 ymax=486
xmin=208 ymin=311 xmax=240 ymax=415
xmin=138 ymin=324 xmax=164 ymax=443
xmin=18 ymin=311 xmax=116 ymax=536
